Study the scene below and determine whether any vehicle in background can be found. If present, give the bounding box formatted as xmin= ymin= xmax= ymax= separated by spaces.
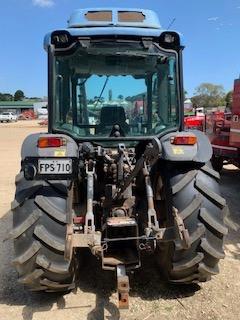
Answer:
xmin=196 ymin=107 xmax=204 ymax=116
xmin=184 ymin=107 xmax=205 ymax=131
xmin=37 ymin=105 xmax=48 ymax=120
xmin=184 ymin=79 xmax=240 ymax=172
xmin=18 ymin=110 xmax=36 ymax=120
xmin=0 ymin=112 xmax=18 ymax=122
xmin=205 ymin=79 xmax=240 ymax=171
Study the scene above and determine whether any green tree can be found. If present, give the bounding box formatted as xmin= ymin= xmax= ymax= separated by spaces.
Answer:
xmin=225 ymin=91 xmax=233 ymax=109
xmin=14 ymin=90 xmax=25 ymax=101
xmin=191 ymin=83 xmax=225 ymax=108
xmin=118 ymin=94 xmax=124 ymax=100
xmin=0 ymin=93 xmax=13 ymax=101
xmin=28 ymin=97 xmax=41 ymax=100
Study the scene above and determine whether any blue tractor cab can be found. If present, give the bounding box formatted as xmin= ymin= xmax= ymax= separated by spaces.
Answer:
xmin=44 ymin=8 xmax=184 ymax=144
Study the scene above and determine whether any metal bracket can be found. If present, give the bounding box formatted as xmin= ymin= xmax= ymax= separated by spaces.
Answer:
xmin=117 ymin=265 xmax=129 ymax=309
xmin=65 ymin=228 xmax=102 ymax=261
xmin=173 ymin=207 xmax=190 ymax=249
xmin=84 ymin=161 xmax=96 ymax=234
xmin=142 ymin=37 xmax=153 ymax=48
xmin=143 ymin=163 xmax=159 ymax=236
xmin=114 ymin=138 xmax=161 ymax=200
xmin=78 ymin=37 xmax=91 ymax=48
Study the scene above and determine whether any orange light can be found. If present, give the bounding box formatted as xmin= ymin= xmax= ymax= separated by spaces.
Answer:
xmin=171 ymin=135 xmax=197 ymax=145
xmin=38 ymin=137 xmax=65 ymax=148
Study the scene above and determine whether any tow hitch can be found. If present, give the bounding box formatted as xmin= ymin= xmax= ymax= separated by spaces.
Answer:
xmin=116 ymin=265 xmax=130 ymax=309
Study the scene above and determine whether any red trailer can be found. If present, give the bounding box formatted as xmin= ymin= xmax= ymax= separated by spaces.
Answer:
xmin=229 ymin=78 xmax=240 ymax=149
xmin=205 ymin=111 xmax=238 ymax=171
xmin=185 ymin=78 xmax=240 ymax=171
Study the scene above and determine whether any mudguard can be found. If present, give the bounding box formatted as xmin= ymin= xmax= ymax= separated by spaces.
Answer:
xmin=21 ymin=133 xmax=78 ymax=159
xmin=160 ymin=130 xmax=212 ymax=164
xmin=20 ymin=133 xmax=79 ymax=180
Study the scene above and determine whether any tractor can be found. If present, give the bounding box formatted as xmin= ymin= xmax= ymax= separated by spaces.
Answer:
xmin=11 ymin=8 xmax=228 ymax=308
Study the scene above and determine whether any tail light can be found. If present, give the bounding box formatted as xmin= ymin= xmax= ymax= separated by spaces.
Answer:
xmin=73 ymin=216 xmax=85 ymax=225
xmin=38 ymin=137 xmax=66 ymax=148
xmin=171 ymin=135 xmax=197 ymax=145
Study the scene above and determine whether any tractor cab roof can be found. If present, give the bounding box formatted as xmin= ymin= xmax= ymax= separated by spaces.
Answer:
xmin=68 ymin=8 xmax=161 ymax=29
xmin=44 ymin=8 xmax=183 ymax=50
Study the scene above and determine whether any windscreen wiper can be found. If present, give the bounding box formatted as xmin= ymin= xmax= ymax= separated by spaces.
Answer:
xmin=94 ymin=76 xmax=109 ymax=108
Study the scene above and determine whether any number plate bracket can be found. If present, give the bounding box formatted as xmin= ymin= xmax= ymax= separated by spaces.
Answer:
xmin=22 ymin=157 xmax=78 ymax=180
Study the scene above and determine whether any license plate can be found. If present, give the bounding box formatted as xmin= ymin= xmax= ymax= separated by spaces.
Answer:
xmin=38 ymin=159 xmax=72 ymax=174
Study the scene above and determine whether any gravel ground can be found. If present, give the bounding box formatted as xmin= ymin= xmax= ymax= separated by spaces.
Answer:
xmin=0 ymin=120 xmax=239 ymax=320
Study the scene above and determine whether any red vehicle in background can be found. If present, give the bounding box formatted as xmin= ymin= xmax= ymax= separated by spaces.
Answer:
xmin=185 ymin=79 xmax=240 ymax=171
xmin=184 ymin=107 xmax=205 ymax=131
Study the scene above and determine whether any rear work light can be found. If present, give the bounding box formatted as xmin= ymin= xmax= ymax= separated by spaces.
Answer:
xmin=51 ymin=31 xmax=72 ymax=48
xmin=159 ymin=31 xmax=180 ymax=49
xmin=171 ymin=135 xmax=197 ymax=145
xmin=38 ymin=137 xmax=66 ymax=148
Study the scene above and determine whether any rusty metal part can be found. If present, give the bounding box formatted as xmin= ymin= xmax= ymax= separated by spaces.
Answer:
xmin=114 ymin=138 xmax=161 ymax=200
xmin=143 ymin=163 xmax=159 ymax=235
xmin=155 ymin=226 xmax=176 ymax=241
xmin=102 ymin=226 xmax=177 ymax=244
xmin=102 ymin=216 xmax=140 ymax=271
xmin=65 ymin=177 xmax=100 ymax=260
xmin=117 ymin=144 xmax=125 ymax=182
xmin=102 ymin=254 xmax=139 ymax=270
xmin=71 ymin=232 xmax=101 ymax=248
xmin=65 ymin=225 xmax=102 ymax=261
xmin=84 ymin=160 xmax=95 ymax=234
xmin=106 ymin=216 xmax=137 ymax=227
xmin=73 ymin=216 xmax=85 ymax=224
xmin=155 ymin=175 xmax=164 ymax=200
xmin=122 ymin=196 xmax=135 ymax=211
xmin=117 ymin=265 xmax=130 ymax=309
xmin=65 ymin=226 xmax=74 ymax=261
xmin=111 ymin=196 xmax=135 ymax=217
xmin=112 ymin=207 xmax=126 ymax=217
xmin=65 ymin=186 xmax=74 ymax=261
xmin=173 ymin=206 xmax=190 ymax=249
xmin=114 ymin=156 xmax=144 ymax=199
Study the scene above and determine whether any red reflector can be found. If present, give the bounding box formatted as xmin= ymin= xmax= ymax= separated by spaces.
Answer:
xmin=38 ymin=137 xmax=65 ymax=148
xmin=171 ymin=136 xmax=197 ymax=145
xmin=73 ymin=216 xmax=85 ymax=224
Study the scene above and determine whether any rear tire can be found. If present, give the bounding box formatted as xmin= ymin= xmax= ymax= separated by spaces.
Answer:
xmin=156 ymin=163 xmax=228 ymax=284
xmin=12 ymin=172 xmax=76 ymax=292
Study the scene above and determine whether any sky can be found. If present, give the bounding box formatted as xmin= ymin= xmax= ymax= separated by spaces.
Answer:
xmin=0 ymin=0 xmax=240 ymax=98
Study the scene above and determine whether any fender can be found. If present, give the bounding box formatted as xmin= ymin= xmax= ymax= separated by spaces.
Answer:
xmin=160 ymin=130 xmax=212 ymax=164
xmin=21 ymin=133 xmax=79 ymax=159
xmin=20 ymin=133 xmax=79 ymax=180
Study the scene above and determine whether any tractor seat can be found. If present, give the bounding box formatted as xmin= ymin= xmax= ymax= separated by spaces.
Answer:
xmin=96 ymin=105 xmax=129 ymax=135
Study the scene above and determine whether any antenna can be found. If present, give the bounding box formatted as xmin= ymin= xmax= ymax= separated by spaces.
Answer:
xmin=167 ymin=18 xmax=176 ymax=30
